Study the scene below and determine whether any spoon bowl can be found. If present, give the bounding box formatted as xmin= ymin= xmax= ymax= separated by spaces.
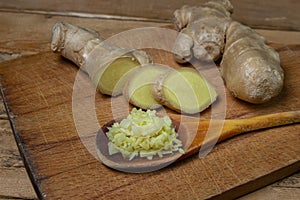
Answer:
xmin=96 ymin=110 xmax=300 ymax=173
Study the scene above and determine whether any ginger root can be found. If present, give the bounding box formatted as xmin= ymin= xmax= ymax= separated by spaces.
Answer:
xmin=172 ymin=0 xmax=284 ymax=104
xmin=51 ymin=22 xmax=216 ymax=114
xmin=51 ymin=22 xmax=152 ymax=96
xmin=220 ymin=21 xmax=284 ymax=103
xmin=172 ymin=0 xmax=233 ymax=63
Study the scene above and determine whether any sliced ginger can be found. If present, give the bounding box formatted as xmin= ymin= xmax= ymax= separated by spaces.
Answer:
xmin=153 ymin=68 xmax=217 ymax=114
xmin=123 ymin=64 xmax=170 ymax=109
xmin=93 ymin=56 xmax=141 ymax=96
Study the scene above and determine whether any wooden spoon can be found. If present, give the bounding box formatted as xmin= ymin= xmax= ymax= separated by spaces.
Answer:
xmin=96 ymin=110 xmax=300 ymax=173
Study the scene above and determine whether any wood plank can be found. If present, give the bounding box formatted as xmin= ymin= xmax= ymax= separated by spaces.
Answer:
xmin=241 ymin=187 xmax=300 ymax=200
xmin=231 ymin=0 xmax=300 ymax=31
xmin=0 ymin=0 xmax=300 ymax=31
xmin=0 ymin=38 xmax=299 ymax=199
xmin=0 ymin=12 xmax=300 ymax=57
xmin=0 ymin=12 xmax=167 ymax=55
xmin=239 ymin=172 xmax=300 ymax=200
xmin=0 ymin=103 xmax=37 ymax=199
xmin=0 ymin=168 xmax=37 ymax=199
xmin=256 ymin=30 xmax=300 ymax=45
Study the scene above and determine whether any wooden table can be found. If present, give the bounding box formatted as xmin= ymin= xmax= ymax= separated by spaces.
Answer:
xmin=0 ymin=1 xmax=300 ymax=199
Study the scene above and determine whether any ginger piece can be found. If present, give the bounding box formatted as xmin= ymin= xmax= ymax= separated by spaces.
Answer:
xmin=172 ymin=0 xmax=284 ymax=103
xmin=153 ymin=68 xmax=217 ymax=114
xmin=220 ymin=21 xmax=284 ymax=104
xmin=51 ymin=22 xmax=152 ymax=96
xmin=92 ymin=56 xmax=141 ymax=96
xmin=123 ymin=64 xmax=170 ymax=110
xmin=172 ymin=0 xmax=233 ymax=63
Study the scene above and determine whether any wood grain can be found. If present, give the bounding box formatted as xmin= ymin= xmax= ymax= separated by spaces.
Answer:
xmin=0 ymin=38 xmax=299 ymax=199
xmin=0 ymin=0 xmax=299 ymax=31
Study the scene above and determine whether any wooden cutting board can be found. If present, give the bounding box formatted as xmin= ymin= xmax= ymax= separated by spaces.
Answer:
xmin=0 ymin=40 xmax=299 ymax=199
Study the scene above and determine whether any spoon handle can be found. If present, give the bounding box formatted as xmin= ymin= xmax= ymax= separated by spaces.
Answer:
xmin=185 ymin=110 xmax=300 ymax=158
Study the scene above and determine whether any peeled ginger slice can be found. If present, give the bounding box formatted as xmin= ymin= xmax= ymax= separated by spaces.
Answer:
xmin=92 ymin=56 xmax=141 ymax=96
xmin=153 ymin=68 xmax=217 ymax=114
xmin=124 ymin=64 xmax=170 ymax=109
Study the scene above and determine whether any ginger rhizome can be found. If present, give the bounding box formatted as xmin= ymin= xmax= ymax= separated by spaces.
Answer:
xmin=51 ymin=22 xmax=217 ymax=114
xmin=172 ymin=0 xmax=284 ymax=104
xmin=220 ymin=21 xmax=284 ymax=103
xmin=173 ymin=0 xmax=233 ymax=63
xmin=51 ymin=22 xmax=152 ymax=96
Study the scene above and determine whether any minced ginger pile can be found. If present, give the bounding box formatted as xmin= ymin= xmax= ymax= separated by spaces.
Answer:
xmin=107 ymin=108 xmax=184 ymax=160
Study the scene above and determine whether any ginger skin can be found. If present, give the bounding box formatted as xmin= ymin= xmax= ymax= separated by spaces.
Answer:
xmin=51 ymin=22 xmax=151 ymax=96
xmin=173 ymin=0 xmax=233 ymax=63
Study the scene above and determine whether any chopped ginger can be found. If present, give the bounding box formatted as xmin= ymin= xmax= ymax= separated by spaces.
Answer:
xmin=107 ymin=108 xmax=184 ymax=160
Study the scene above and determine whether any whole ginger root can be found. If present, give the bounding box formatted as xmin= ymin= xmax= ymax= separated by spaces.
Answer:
xmin=220 ymin=21 xmax=284 ymax=103
xmin=173 ymin=0 xmax=233 ymax=63
xmin=51 ymin=22 xmax=152 ymax=96
xmin=172 ymin=0 xmax=284 ymax=104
